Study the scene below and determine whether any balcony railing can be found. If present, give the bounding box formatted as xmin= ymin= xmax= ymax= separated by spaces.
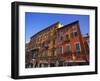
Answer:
xmin=32 ymin=51 xmax=89 ymax=62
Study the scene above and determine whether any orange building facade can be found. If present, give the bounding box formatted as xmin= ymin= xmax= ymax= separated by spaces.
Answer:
xmin=25 ymin=21 xmax=89 ymax=68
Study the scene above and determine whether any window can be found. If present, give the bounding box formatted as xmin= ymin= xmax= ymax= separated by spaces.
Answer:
xmin=31 ymin=50 xmax=38 ymax=58
xmin=59 ymin=32 xmax=63 ymax=40
xmin=66 ymin=44 xmax=71 ymax=53
xmin=51 ymin=49 xmax=55 ymax=56
xmin=58 ymin=46 xmax=62 ymax=55
xmin=71 ymin=32 xmax=73 ymax=38
xmin=75 ymin=43 xmax=81 ymax=53
xmin=73 ymin=31 xmax=78 ymax=36
xmin=87 ymin=41 xmax=89 ymax=49
xmin=43 ymin=50 xmax=48 ymax=57
xmin=53 ymin=40 xmax=55 ymax=45
xmin=53 ymin=32 xmax=56 ymax=40
xmin=66 ymin=34 xmax=70 ymax=40
xmin=50 ymin=49 xmax=55 ymax=62
xmin=45 ymin=50 xmax=48 ymax=57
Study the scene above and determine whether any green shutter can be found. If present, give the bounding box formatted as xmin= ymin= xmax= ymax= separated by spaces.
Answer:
xmin=75 ymin=43 xmax=81 ymax=52
xmin=66 ymin=34 xmax=70 ymax=40
xmin=66 ymin=45 xmax=71 ymax=52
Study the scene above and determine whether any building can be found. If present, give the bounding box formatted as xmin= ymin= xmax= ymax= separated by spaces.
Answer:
xmin=25 ymin=43 xmax=33 ymax=68
xmin=82 ymin=34 xmax=89 ymax=62
xmin=25 ymin=20 xmax=89 ymax=68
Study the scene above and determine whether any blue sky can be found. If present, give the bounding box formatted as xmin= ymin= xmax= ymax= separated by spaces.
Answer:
xmin=25 ymin=12 xmax=89 ymax=43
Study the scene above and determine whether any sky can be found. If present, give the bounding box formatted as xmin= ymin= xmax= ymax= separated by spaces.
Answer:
xmin=25 ymin=12 xmax=89 ymax=43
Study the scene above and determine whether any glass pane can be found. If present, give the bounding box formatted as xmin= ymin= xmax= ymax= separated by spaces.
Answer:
xmin=66 ymin=45 xmax=71 ymax=52
xmin=74 ymin=32 xmax=78 ymax=36
xmin=66 ymin=34 xmax=70 ymax=40
xmin=59 ymin=32 xmax=63 ymax=40
xmin=75 ymin=43 xmax=81 ymax=52
xmin=87 ymin=42 xmax=89 ymax=48
xmin=58 ymin=46 xmax=62 ymax=55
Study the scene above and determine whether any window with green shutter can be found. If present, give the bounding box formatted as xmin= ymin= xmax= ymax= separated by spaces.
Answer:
xmin=75 ymin=43 xmax=81 ymax=53
xmin=73 ymin=31 xmax=78 ymax=37
xmin=66 ymin=44 xmax=71 ymax=53
xmin=87 ymin=41 xmax=89 ymax=49
xmin=66 ymin=34 xmax=70 ymax=40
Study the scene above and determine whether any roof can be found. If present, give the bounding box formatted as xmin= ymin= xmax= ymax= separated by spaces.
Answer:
xmin=31 ymin=21 xmax=60 ymax=39
xmin=30 ymin=20 xmax=79 ymax=40
xmin=57 ymin=20 xmax=79 ymax=30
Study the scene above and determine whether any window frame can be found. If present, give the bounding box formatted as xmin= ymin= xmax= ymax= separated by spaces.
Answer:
xmin=73 ymin=31 xmax=78 ymax=37
xmin=66 ymin=44 xmax=72 ymax=53
xmin=74 ymin=42 xmax=81 ymax=53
